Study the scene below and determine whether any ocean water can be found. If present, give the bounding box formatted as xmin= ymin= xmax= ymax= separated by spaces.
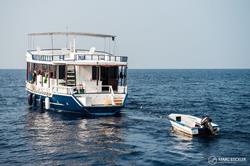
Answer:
xmin=0 ymin=69 xmax=250 ymax=165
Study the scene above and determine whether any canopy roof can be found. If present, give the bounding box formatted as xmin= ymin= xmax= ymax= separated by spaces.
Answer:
xmin=28 ymin=32 xmax=116 ymax=39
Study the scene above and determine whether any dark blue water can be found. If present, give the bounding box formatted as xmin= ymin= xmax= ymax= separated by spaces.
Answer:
xmin=0 ymin=69 xmax=250 ymax=165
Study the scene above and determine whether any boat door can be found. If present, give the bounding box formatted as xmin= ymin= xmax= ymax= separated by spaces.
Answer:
xmin=100 ymin=66 xmax=118 ymax=91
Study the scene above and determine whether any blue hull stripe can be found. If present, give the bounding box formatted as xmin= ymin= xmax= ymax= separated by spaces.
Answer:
xmin=28 ymin=92 xmax=127 ymax=116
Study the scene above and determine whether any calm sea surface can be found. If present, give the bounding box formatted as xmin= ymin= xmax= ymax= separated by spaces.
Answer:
xmin=0 ymin=69 xmax=250 ymax=165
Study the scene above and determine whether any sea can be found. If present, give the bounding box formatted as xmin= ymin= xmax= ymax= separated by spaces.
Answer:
xmin=0 ymin=69 xmax=249 ymax=166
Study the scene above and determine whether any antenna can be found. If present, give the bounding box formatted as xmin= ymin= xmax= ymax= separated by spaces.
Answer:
xmin=51 ymin=34 xmax=54 ymax=55
xmin=73 ymin=38 xmax=76 ymax=53
xmin=66 ymin=26 xmax=69 ymax=48
xmin=113 ymin=39 xmax=116 ymax=55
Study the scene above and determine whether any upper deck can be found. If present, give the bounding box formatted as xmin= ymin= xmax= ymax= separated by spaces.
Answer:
xmin=26 ymin=49 xmax=128 ymax=66
xmin=26 ymin=32 xmax=128 ymax=66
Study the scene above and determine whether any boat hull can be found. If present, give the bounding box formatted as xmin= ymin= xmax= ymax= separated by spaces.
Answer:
xmin=27 ymin=92 xmax=126 ymax=116
xmin=170 ymin=120 xmax=217 ymax=136
xmin=168 ymin=113 xmax=220 ymax=136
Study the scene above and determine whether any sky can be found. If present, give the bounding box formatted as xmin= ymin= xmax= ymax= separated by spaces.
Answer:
xmin=0 ymin=0 xmax=250 ymax=69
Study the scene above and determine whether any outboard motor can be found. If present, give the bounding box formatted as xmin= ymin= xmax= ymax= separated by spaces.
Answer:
xmin=200 ymin=116 xmax=216 ymax=135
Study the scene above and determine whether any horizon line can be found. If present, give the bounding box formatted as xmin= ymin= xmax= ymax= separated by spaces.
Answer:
xmin=0 ymin=67 xmax=250 ymax=70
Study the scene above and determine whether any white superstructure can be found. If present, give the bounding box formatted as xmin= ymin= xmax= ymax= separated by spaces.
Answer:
xmin=26 ymin=32 xmax=128 ymax=115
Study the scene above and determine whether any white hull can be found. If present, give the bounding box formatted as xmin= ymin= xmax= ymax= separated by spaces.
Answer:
xmin=170 ymin=120 xmax=197 ymax=135
xmin=168 ymin=113 xmax=220 ymax=136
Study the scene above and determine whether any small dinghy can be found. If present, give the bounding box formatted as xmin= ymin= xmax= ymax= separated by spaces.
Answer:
xmin=168 ymin=113 xmax=220 ymax=136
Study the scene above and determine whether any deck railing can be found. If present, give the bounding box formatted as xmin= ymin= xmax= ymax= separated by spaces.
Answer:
xmin=26 ymin=82 xmax=117 ymax=105
xmin=32 ymin=54 xmax=65 ymax=61
xmin=77 ymin=54 xmax=127 ymax=62
xmin=52 ymin=86 xmax=76 ymax=95
xmin=28 ymin=49 xmax=127 ymax=62
xmin=26 ymin=81 xmax=52 ymax=96
xmin=27 ymin=81 xmax=116 ymax=96
xmin=51 ymin=85 xmax=115 ymax=96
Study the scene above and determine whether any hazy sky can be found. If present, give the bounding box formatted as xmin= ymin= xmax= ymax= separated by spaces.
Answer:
xmin=0 ymin=0 xmax=250 ymax=69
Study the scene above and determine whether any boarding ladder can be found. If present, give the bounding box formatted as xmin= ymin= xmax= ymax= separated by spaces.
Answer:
xmin=66 ymin=65 xmax=76 ymax=86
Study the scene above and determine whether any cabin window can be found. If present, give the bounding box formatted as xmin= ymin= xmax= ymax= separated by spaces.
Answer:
xmin=26 ymin=62 xmax=30 ymax=81
xmin=92 ymin=66 xmax=99 ymax=80
xmin=118 ymin=66 xmax=127 ymax=86
xmin=109 ymin=67 xmax=118 ymax=79
xmin=59 ymin=65 xmax=65 ymax=79
xmin=42 ymin=64 xmax=48 ymax=71
xmin=35 ymin=64 xmax=42 ymax=75
xmin=49 ymin=65 xmax=56 ymax=79
xmin=31 ymin=63 xmax=35 ymax=72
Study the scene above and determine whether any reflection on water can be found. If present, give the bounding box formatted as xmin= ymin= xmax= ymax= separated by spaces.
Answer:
xmin=24 ymin=109 xmax=126 ymax=165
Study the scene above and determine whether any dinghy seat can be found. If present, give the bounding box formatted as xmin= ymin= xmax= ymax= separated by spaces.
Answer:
xmin=194 ymin=122 xmax=201 ymax=128
xmin=176 ymin=116 xmax=181 ymax=122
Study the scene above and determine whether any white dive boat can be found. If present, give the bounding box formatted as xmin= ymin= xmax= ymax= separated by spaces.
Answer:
xmin=26 ymin=32 xmax=128 ymax=116
xmin=168 ymin=114 xmax=220 ymax=136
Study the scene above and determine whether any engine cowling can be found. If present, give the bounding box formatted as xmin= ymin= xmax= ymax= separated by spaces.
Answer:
xmin=201 ymin=116 xmax=216 ymax=135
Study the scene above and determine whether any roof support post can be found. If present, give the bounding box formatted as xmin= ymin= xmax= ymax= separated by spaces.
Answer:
xmin=51 ymin=34 xmax=54 ymax=55
xmin=56 ymin=65 xmax=59 ymax=86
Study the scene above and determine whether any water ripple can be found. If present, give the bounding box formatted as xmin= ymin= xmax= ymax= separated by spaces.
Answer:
xmin=0 ymin=69 xmax=250 ymax=165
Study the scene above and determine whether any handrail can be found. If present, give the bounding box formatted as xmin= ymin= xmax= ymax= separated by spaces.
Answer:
xmin=102 ymin=85 xmax=115 ymax=105
xmin=102 ymin=85 xmax=114 ymax=96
